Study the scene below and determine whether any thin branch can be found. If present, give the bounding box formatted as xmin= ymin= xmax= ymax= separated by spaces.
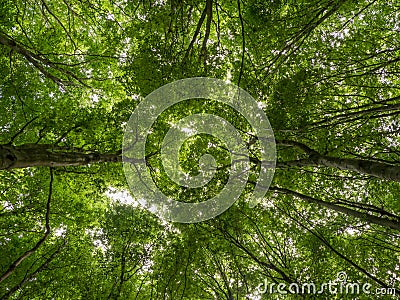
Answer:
xmin=237 ymin=0 xmax=245 ymax=87
xmin=1 ymin=241 xmax=66 ymax=300
xmin=0 ymin=168 xmax=53 ymax=283
xmin=280 ymin=205 xmax=400 ymax=294
xmin=40 ymin=0 xmax=77 ymax=50
xmin=201 ymin=0 xmax=212 ymax=66
xmin=183 ymin=4 xmax=207 ymax=61
xmin=8 ymin=116 xmax=39 ymax=144
xmin=0 ymin=32 xmax=89 ymax=87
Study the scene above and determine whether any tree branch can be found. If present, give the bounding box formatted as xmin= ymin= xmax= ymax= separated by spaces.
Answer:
xmin=8 ymin=116 xmax=39 ymax=144
xmin=183 ymin=4 xmax=207 ymax=61
xmin=0 ymin=168 xmax=54 ymax=283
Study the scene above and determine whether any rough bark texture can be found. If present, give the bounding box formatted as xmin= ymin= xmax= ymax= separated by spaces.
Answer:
xmin=2 ymin=142 xmax=399 ymax=183
xmin=0 ymin=144 xmax=123 ymax=170
xmin=271 ymin=186 xmax=400 ymax=231
xmin=276 ymin=140 xmax=400 ymax=182
xmin=277 ymin=155 xmax=400 ymax=182
xmin=317 ymin=155 xmax=400 ymax=182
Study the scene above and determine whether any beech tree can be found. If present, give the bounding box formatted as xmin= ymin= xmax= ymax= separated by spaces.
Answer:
xmin=0 ymin=0 xmax=399 ymax=299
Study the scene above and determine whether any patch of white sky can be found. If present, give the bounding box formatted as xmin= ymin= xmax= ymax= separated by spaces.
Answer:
xmin=225 ymin=69 xmax=232 ymax=83
xmin=341 ymin=224 xmax=368 ymax=236
xmin=89 ymin=93 xmax=99 ymax=103
xmin=118 ymin=37 xmax=131 ymax=64
xmin=377 ymin=119 xmax=400 ymax=148
xmin=106 ymin=187 xmax=138 ymax=206
xmin=105 ymin=187 xmax=181 ymax=235
xmin=85 ymin=227 xmax=108 ymax=252
xmin=54 ymin=224 xmax=67 ymax=237
xmin=106 ymin=13 xmax=115 ymax=21
xmin=180 ymin=126 xmax=196 ymax=135
xmin=2 ymin=201 xmax=15 ymax=211
xmin=167 ymin=120 xmax=193 ymax=135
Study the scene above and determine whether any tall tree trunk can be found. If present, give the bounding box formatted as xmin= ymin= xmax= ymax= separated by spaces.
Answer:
xmin=2 ymin=143 xmax=400 ymax=184
xmin=271 ymin=186 xmax=400 ymax=231
xmin=278 ymin=155 xmax=400 ymax=182
xmin=316 ymin=155 xmax=400 ymax=182
xmin=276 ymin=140 xmax=400 ymax=182
xmin=0 ymin=144 xmax=124 ymax=170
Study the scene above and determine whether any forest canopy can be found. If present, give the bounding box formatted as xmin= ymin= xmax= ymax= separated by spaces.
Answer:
xmin=0 ymin=0 xmax=400 ymax=299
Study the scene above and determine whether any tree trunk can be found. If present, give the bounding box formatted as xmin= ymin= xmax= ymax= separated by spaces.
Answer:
xmin=277 ymin=154 xmax=400 ymax=182
xmin=277 ymin=140 xmax=400 ymax=182
xmin=2 ymin=143 xmax=400 ymax=184
xmin=317 ymin=155 xmax=400 ymax=182
xmin=0 ymin=144 xmax=123 ymax=170
xmin=271 ymin=186 xmax=400 ymax=230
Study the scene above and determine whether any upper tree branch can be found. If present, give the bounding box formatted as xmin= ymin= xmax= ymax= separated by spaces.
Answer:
xmin=281 ymin=206 xmax=400 ymax=294
xmin=0 ymin=32 xmax=89 ymax=87
xmin=1 ymin=241 xmax=66 ymax=300
xmin=183 ymin=3 xmax=208 ymax=61
xmin=201 ymin=0 xmax=213 ymax=65
xmin=237 ymin=0 xmax=245 ymax=87
xmin=40 ymin=0 xmax=77 ymax=50
xmin=8 ymin=116 xmax=38 ymax=145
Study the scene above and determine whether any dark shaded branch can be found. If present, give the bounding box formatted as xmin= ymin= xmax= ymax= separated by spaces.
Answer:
xmin=0 ymin=32 xmax=89 ymax=87
xmin=276 ymin=140 xmax=318 ymax=156
xmin=183 ymin=4 xmax=207 ymax=61
xmin=0 ymin=168 xmax=53 ymax=283
xmin=280 ymin=205 xmax=400 ymax=294
xmin=1 ymin=241 xmax=66 ymax=300
xmin=237 ymin=0 xmax=245 ymax=87
xmin=40 ymin=0 xmax=77 ymax=49
xmin=217 ymin=225 xmax=293 ymax=284
xmin=201 ymin=0 xmax=213 ymax=65
xmin=309 ymin=98 xmax=400 ymax=128
xmin=261 ymin=0 xmax=344 ymax=74
xmin=8 ymin=116 xmax=38 ymax=144
xmin=276 ymin=140 xmax=400 ymax=182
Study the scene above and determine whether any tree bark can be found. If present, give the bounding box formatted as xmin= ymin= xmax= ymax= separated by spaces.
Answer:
xmin=271 ymin=186 xmax=400 ymax=230
xmin=278 ymin=155 xmax=400 ymax=182
xmin=2 ymin=142 xmax=400 ymax=184
xmin=276 ymin=140 xmax=400 ymax=182
xmin=0 ymin=144 xmax=126 ymax=170
xmin=316 ymin=155 xmax=400 ymax=182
